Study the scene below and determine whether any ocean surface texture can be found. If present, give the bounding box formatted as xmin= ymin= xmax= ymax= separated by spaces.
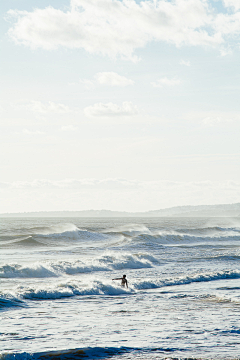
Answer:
xmin=1 ymin=217 xmax=240 ymax=360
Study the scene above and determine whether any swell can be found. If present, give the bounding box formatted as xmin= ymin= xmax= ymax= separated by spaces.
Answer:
xmin=175 ymin=226 xmax=240 ymax=236
xmin=108 ymin=224 xmax=240 ymax=244
xmin=2 ymin=222 xmax=240 ymax=249
xmin=6 ymin=231 xmax=239 ymax=249
xmin=131 ymin=232 xmax=240 ymax=247
xmin=0 ymin=223 xmax=112 ymax=248
xmin=197 ymin=254 xmax=240 ymax=261
xmin=0 ymin=236 xmax=45 ymax=247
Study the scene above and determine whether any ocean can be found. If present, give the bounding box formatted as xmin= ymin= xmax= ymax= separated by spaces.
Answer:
xmin=1 ymin=217 xmax=240 ymax=360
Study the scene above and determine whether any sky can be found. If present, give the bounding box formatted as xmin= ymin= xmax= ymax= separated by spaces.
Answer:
xmin=0 ymin=0 xmax=240 ymax=213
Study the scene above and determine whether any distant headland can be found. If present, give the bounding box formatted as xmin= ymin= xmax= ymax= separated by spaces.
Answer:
xmin=1 ymin=203 xmax=240 ymax=217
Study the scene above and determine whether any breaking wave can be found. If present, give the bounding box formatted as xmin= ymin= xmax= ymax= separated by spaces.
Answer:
xmin=0 ymin=264 xmax=57 ymax=278
xmin=133 ymin=269 xmax=240 ymax=290
xmin=0 ymin=253 xmax=158 ymax=278
xmin=2 ymin=221 xmax=240 ymax=250
xmin=103 ymin=224 xmax=152 ymax=236
xmin=31 ymin=223 xmax=80 ymax=235
xmin=0 ymin=223 xmax=113 ymax=248
xmin=131 ymin=232 xmax=240 ymax=247
xmin=2 ymin=269 xmax=240 ymax=303
xmin=21 ymin=280 xmax=132 ymax=300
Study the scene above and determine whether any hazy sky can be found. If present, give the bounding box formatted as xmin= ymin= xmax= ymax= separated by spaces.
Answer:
xmin=1 ymin=0 xmax=240 ymax=213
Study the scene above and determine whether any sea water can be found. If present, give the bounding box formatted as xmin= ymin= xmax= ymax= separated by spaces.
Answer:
xmin=1 ymin=217 xmax=240 ymax=359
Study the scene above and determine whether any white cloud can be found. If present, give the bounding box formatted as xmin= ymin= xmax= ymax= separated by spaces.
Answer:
xmin=79 ymin=72 xmax=134 ymax=89
xmin=95 ymin=72 xmax=134 ymax=86
xmin=213 ymin=11 xmax=240 ymax=40
xmin=84 ymin=101 xmax=139 ymax=118
xmin=222 ymin=0 xmax=240 ymax=10
xmin=151 ymin=77 xmax=181 ymax=87
xmin=23 ymin=101 xmax=71 ymax=113
xmin=180 ymin=59 xmax=190 ymax=66
xmin=7 ymin=0 xmax=224 ymax=60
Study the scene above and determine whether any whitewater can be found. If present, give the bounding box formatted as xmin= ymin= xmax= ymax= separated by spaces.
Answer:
xmin=1 ymin=217 xmax=240 ymax=359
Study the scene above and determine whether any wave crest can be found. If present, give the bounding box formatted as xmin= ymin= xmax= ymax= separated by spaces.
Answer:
xmin=17 ymin=279 xmax=132 ymax=300
xmin=0 ymin=264 xmax=57 ymax=278
xmin=0 ymin=252 xmax=158 ymax=279
xmin=133 ymin=269 xmax=240 ymax=290
xmin=0 ymin=296 xmax=24 ymax=309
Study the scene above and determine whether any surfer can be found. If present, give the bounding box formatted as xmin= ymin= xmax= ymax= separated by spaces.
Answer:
xmin=112 ymin=274 xmax=128 ymax=288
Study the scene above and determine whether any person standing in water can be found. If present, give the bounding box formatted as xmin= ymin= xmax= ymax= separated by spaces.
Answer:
xmin=112 ymin=274 xmax=128 ymax=288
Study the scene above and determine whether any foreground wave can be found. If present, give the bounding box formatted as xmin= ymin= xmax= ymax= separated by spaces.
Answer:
xmin=0 ymin=345 xmax=186 ymax=360
xmin=0 ymin=296 xmax=24 ymax=309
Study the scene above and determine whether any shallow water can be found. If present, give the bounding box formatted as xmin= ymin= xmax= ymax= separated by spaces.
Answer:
xmin=1 ymin=217 xmax=240 ymax=359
